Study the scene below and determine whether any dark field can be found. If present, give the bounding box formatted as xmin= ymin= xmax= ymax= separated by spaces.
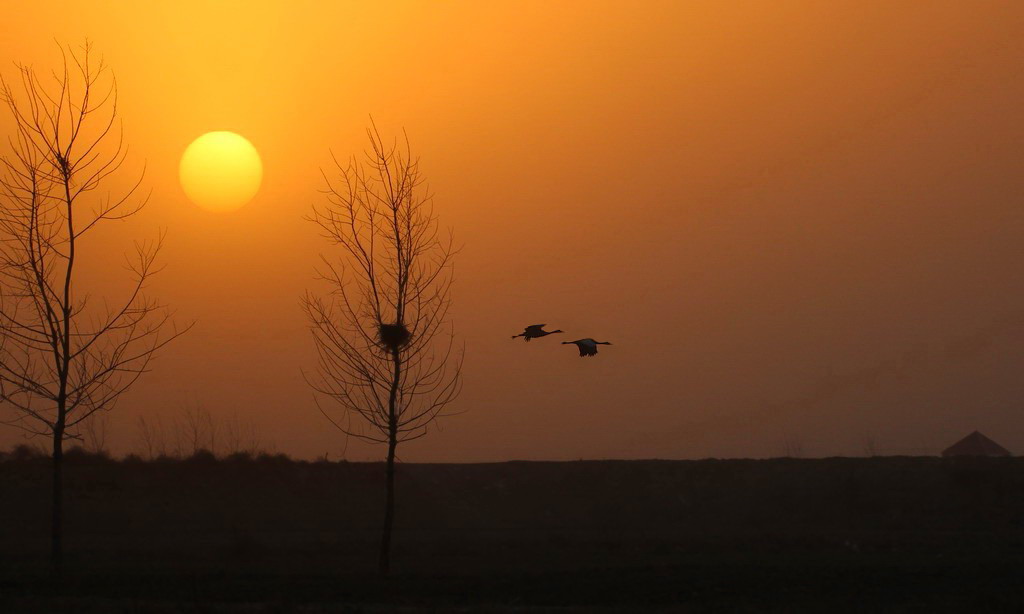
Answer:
xmin=2 ymin=452 xmax=1024 ymax=612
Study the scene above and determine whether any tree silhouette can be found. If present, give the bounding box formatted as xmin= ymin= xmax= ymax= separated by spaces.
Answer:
xmin=302 ymin=123 xmax=462 ymax=575
xmin=0 ymin=42 xmax=190 ymax=576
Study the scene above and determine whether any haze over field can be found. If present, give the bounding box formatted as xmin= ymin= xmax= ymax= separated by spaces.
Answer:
xmin=2 ymin=1 xmax=1023 ymax=461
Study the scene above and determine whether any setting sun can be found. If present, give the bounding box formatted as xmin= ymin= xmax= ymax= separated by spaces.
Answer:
xmin=179 ymin=131 xmax=262 ymax=212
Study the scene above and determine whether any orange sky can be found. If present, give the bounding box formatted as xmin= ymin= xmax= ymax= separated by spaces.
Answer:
xmin=2 ymin=1 xmax=1024 ymax=460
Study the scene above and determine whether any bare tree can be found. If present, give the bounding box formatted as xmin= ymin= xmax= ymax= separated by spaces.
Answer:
xmin=860 ymin=432 xmax=879 ymax=457
xmin=781 ymin=435 xmax=805 ymax=459
xmin=0 ymin=43 xmax=190 ymax=574
xmin=82 ymin=412 xmax=109 ymax=456
xmin=178 ymin=402 xmax=217 ymax=456
xmin=222 ymin=412 xmax=264 ymax=457
xmin=135 ymin=407 xmax=266 ymax=460
xmin=302 ymin=123 xmax=462 ymax=575
xmin=136 ymin=414 xmax=166 ymax=460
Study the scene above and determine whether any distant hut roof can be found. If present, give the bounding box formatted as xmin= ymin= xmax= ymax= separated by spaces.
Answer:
xmin=941 ymin=431 xmax=1011 ymax=457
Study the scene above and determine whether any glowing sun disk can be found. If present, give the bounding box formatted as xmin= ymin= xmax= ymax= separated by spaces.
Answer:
xmin=179 ymin=131 xmax=262 ymax=212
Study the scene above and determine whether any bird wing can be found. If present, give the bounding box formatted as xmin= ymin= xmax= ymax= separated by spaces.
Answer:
xmin=525 ymin=324 xmax=546 ymax=333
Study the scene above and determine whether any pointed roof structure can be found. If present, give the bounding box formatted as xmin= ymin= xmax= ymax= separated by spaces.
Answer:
xmin=941 ymin=431 xmax=1011 ymax=457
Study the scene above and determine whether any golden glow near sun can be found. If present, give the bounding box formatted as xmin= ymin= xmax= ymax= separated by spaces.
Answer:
xmin=179 ymin=131 xmax=263 ymax=212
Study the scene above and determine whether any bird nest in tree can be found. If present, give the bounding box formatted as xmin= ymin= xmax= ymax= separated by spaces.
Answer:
xmin=379 ymin=323 xmax=411 ymax=350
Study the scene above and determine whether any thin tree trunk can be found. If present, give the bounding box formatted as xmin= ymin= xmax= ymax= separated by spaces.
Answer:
xmin=50 ymin=423 xmax=64 ymax=578
xmin=379 ymin=348 xmax=401 ymax=576
xmin=51 ymin=171 xmax=73 ymax=580
xmin=379 ymin=437 xmax=397 ymax=575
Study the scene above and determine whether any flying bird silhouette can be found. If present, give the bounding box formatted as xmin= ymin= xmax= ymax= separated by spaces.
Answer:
xmin=562 ymin=338 xmax=612 ymax=357
xmin=512 ymin=324 xmax=563 ymax=341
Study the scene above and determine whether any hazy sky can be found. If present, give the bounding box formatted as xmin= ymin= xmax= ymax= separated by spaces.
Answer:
xmin=2 ymin=1 xmax=1023 ymax=460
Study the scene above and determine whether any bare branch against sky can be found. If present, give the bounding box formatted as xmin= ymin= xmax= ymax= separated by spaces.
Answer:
xmin=0 ymin=42 xmax=192 ymax=574
xmin=302 ymin=122 xmax=462 ymax=574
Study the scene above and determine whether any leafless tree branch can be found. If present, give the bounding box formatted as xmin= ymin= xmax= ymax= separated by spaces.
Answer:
xmin=301 ymin=121 xmax=463 ymax=575
xmin=0 ymin=42 xmax=192 ymax=573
